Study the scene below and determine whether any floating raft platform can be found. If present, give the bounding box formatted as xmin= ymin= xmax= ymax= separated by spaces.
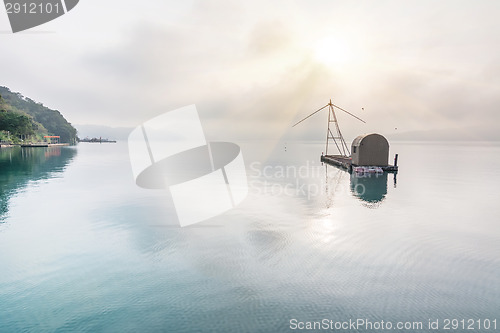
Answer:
xmin=321 ymin=155 xmax=398 ymax=172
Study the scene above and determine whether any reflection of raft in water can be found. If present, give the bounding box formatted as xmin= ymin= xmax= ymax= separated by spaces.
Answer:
xmin=323 ymin=155 xmax=397 ymax=206
xmin=350 ymin=171 xmax=388 ymax=205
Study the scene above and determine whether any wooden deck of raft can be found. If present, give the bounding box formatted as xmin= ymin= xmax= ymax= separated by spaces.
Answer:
xmin=321 ymin=155 xmax=398 ymax=172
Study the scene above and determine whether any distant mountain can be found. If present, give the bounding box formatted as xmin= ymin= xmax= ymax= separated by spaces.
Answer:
xmin=386 ymin=126 xmax=500 ymax=142
xmin=0 ymin=86 xmax=77 ymax=143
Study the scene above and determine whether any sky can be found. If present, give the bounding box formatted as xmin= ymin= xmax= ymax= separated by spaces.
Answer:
xmin=1 ymin=0 xmax=500 ymax=143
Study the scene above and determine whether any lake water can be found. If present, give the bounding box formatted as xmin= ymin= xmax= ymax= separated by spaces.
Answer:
xmin=0 ymin=142 xmax=499 ymax=332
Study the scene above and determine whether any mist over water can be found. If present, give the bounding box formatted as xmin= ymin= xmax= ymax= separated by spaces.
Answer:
xmin=0 ymin=142 xmax=499 ymax=332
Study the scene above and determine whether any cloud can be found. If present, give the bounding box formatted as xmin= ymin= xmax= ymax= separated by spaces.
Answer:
xmin=247 ymin=20 xmax=293 ymax=56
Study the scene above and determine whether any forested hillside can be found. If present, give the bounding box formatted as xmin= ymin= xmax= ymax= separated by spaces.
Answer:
xmin=0 ymin=86 xmax=77 ymax=143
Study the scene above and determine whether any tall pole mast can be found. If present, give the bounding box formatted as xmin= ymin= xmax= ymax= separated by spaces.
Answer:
xmin=325 ymin=102 xmax=331 ymax=155
xmin=292 ymin=98 xmax=366 ymax=157
xmin=325 ymin=99 xmax=351 ymax=157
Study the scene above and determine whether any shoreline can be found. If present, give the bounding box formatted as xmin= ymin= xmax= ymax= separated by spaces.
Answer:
xmin=0 ymin=143 xmax=71 ymax=148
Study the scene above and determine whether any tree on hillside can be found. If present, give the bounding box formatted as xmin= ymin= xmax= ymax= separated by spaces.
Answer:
xmin=0 ymin=86 xmax=77 ymax=143
xmin=0 ymin=112 xmax=35 ymax=136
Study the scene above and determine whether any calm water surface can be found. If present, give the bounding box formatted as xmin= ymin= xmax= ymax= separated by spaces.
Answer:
xmin=0 ymin=142 xmax=499 ymax=332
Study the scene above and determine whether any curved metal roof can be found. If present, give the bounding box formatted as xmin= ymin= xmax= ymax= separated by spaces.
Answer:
xmin=351 ymin=133 xmax=389 ymax=147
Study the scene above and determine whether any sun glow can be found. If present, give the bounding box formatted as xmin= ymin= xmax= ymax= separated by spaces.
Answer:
xmin=313 ymin=37 xmax=355 ymax=67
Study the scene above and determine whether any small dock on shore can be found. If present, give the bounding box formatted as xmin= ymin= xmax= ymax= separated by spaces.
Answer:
xmin=21 ymin=143 xmax=49 ymax=147
xmin=321 ymin=154 xmax=398 ymax=173
xmin=48 ymin=143 xmax=70 ymax=147
xmin=19 ymin=143 xmax=70 ymax=148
